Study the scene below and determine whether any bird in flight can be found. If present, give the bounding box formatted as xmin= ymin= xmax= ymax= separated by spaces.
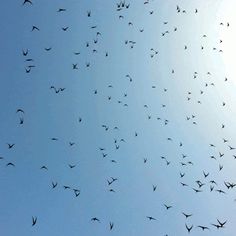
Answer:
xmin=32 ymin=26 xmax=40 ymax=31
xmin=164 ymin=204 xmax=172 ymax=210
xmin=6 ymin=162 xmax=15 ymax=167
xmin=182 ymin=212 xmax=192 ymax=219
xmin=23 ymin=0 xmax=32 ymax=5
xmin=7 ymin=143 xmax=15 ymax=149
xmin=62 ymin=27 xmax=69 ymax=31
xmin=185 ymin=224 xmax=193 ymax=233
xmin=109 ymin=222 xmax=114 ymax=230
xmin=52 ymin=182 xmax=57 ymax=189
xmin=146 ymin=216 xmax=156 ymax=221
xmin=16 ymin=109 xmax=24 ymax=114
xmin=32 ymin=216 xmax=37 ymax=226
xmin=217 ymin=219 xmax=227 ymax=228
xmin=197 ymin=225 xmax=209 ymax=231
xmin=91 ymin=217 xmax=100 ymax=222
xmin=57 ymin=8 xmax=66 ymax=12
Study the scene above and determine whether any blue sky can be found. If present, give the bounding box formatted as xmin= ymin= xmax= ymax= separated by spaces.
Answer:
xmin=1 ymin=0 xmax=236 ymax=235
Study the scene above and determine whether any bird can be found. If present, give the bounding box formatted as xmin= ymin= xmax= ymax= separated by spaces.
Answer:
xmin=7 ymin=143 xmax=15 ymax=149
xmin=40 ymin=166 xmax=48 ymax=170
xmin=19 ymin=117 xmax=24 ymax=125
xmin=72 ymin=64 xmax=78 ymax=69
xmin=217 ymin=219 xmax=227 ymax=227
xmin=22 ymin=49 xmax=28 ymax=56
xmin=32 ymin=26 xmax=40 ymax=31
xmin=73 ymin=189 xmax=80 ymax=197
xmin=6 ymin=162 xmax=15 ymax=167
xmin=51 ymin=138 xmax=58 ymax=141
xmin=32 ymin=217 xmax=37 ymax=226
xmin=23 ymin=0 xmax=32 ymax=5
xmin=164 ymin=204 xmax=172 ymax=210
xmin=62 ymin=27 xmax=69 ymax=31
xmin=57 ymin=8 xmax=66 ymax=12
xmin=25 ymin=68 xmax=31 ymax=73
xmin=44 ymin=47 xmax=52 ymax=51
xmin=63 ymin=186 xmax=70 ymax=190
xmin=211 ymin=223 xmax=221 ymax=229
xmin=192 ymin=188 xmax=202 ymax=193
xmin=146 ymin=216 xmax=156 ymax=221
xmin=197 ymin=225 xmax=209 ymax=231
xmin=69 ymin=164 xmax=76 ymax=169
xmin=16 ymin=109 xmax=24 ymax=114
xmin=182 ymin=212 xmax=192 ymax=219
xmin=203 ymin=171 xmax=209 ymax=178
xmin=109 ymin=222 xmax=114 ymax=230
xmin=91 ymin=217 xmax=100 ymax=222
xmin=152 ymin=185 xmax=157 ymax=191
xmin=185 ymin=224 xmax=193 ymax=233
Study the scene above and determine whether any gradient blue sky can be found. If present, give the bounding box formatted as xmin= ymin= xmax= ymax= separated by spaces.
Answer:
xmin=1 ymin=0 xmax=236 ymax=235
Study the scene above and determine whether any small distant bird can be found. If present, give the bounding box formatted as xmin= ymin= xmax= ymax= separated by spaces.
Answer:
xmin=185 ymin=224 xmax=193 ymax=233
xmin=152 ymin=185 xmax=157 ymax=191
xmin=16 ymin=108 xmax=24 ymax=113
xmin=52 ymin=182 xmax=57 ymax=188
xmin=23 ymin=0 xmax=32 ymax=5
xmin=217 ymin=219 xmax=227 ymax=227
xmin=69 ymin=164 xmax=76 ymax=169
xmin=32 ymin=216 xmax=37 ymax=226
xmin=32 ymin=26 xmax=40 ymax=31
xmin=73 ymin=189 xmax=80 ymax=197
xmin=22 ymin=49 xmax=28 ymax=56
xmin=40 ymin=166 xmax=48 ymax=170
xmin=19 ymin=117 xmax=24 ymax=125
xmin=197 ymin=225 xmax=209 ymax=231
xmin=72 ymin=64 xmax=78 ymax=69
xmin=182 ymin=212 xmax=192 ymax=219
xmin=6 ymin=162 xmax=15 ymax=167
xmin=45 ymin=47 xmax=52 ymax=51
xmin=7 ymin=143 xmax=15 ymax=149
xmin=62 ymin=27 xmax=69 ymax=31
xmin=91 ymin=217 xmax=100 ymax=222
xmin=109 ymin=222 xmax=114 ymax=230
xmin=164 ymin=204 xmax=172 ymax=210
xmin=57 ymin=8 xmax=66 ymax=12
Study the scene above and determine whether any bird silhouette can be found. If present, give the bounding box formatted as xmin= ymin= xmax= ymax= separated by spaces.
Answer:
xmin=91 ymin=217 xmax=100 ymax=222
xmin=32 ymin=26 xmax=40 ymax=31
xmin=32 ymin=217 xmax=37 ymax=226
xmin=109 ymin=222 xmax=114 ymax=230
xmin=23 ymin=0 xmax=32 ymax=5
xmin=197 ymin=225 xmax=209 ymax=231
xmin=146 ymin=216 xmax=156 ymax=221
xmin=7 ymin=143 xmax=15 ymax=149
xmin=185 ymin=224 xmax=193 ymax=233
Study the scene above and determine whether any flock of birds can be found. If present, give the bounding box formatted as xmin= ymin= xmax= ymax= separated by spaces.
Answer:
xmin=1 ymin=0 xmax=236 ymax=235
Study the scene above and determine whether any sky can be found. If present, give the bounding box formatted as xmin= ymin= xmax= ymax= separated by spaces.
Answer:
xmin=1 ymin=0 xmax=236 ymax=235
